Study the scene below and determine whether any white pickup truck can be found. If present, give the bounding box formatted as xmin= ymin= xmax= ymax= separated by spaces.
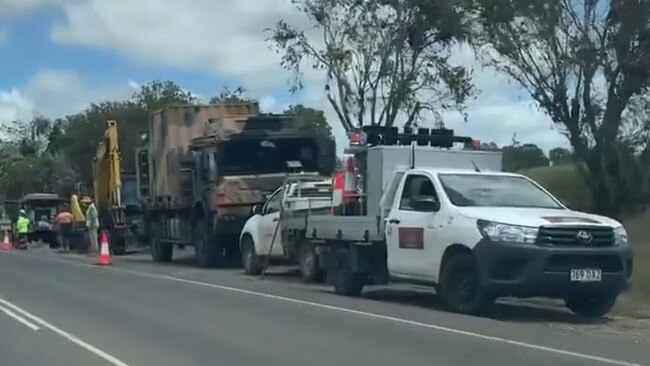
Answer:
xmin=239 ymin=178 xmax=333 ymax=281
xmin=287 ymin=134 xmax=633 ymax=317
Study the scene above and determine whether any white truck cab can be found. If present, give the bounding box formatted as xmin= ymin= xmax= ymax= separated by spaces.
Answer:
xmin=373 ymin=167 xmax=632 ymax=316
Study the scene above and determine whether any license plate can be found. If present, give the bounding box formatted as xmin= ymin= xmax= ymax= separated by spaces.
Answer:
xmin=570 ymin=269 xmax=602 ymax=282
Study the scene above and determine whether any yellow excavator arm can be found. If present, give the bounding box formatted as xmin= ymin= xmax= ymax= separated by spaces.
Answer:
xmin=92 ymin=120 xmax=124 ymax=227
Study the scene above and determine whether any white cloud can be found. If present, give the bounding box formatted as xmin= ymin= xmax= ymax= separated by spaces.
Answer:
xmin=259 ymin=95 xmax=278 ymax=112
xmin=0 ymin=88 xmax=33 ymax=122
xmin=1 ymin=0 xmax=569 ymax=153
xmin=127 ymin=79 xmax=140 ymax=90
xmin=0 ymin=0 xmax=80 ymax=15
xmin=49 ymin=0 xmax=309 ymax=93
xmin=0 ymin=69 xmax=133 ymax=123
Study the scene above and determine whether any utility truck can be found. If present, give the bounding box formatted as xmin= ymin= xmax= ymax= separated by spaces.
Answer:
xmin=282 ymin=127 xmax=633 ymax=317
xmin=135 ymin=103 xmax=335 ymax=267
xmin=239 ymin=177 xmax=333 ymax=281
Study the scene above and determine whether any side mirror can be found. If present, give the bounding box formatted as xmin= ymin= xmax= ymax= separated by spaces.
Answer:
xmin=412 ymin=195 xmax=440 ymax=212
xmin=252 ymin=204 xmax=262 ymax=215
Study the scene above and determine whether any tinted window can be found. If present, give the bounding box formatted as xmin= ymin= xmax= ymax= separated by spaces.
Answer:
xmin=399 ymin=174 xmax=437 ymax=211
xmin=438 ymin=174 xmax=561 ymax=209
xmin=264 ymin=190 xmax=283 ymax=214
xmin=217 ymin=137 xmax=320 ymax=175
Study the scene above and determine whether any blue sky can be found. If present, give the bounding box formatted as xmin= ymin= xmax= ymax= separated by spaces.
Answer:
xmin=0 ymin=5 xmax=293 ymax=106
xmin=0 ymin=0 xmax=567 ymax=153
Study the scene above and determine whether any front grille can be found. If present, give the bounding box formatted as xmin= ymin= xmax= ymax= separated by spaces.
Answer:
xmin=536 ymin=226 xmax=614 ymax=247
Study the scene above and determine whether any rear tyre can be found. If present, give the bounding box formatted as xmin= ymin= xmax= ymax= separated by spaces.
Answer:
xmin=565 ymin=294 xmax=617 ymax=318
xmin=329 ymin=248 xmax=364 ymax=296
xmin=150 ymin=221 xmax=173 ymax=262
xmin=299 ymin=243 xmax=324 ymax=283
xmin=439 ymin=252 xmax=494 ymax=315
xmin=193 ymin=220 xmax=225 ymax=268
xmin=241 ymin=236 xmax=262 ymax=275
xmin=112 ymin=235 xmax=127 ymax=256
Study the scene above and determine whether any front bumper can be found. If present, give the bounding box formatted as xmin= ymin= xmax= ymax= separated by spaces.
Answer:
xmin=473 ymin=239 xmax=633 ymax=298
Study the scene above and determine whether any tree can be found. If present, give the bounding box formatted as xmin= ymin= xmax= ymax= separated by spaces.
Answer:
xmin=549 ymin=147 xmax=574 ymax=166
xmin=267 ymin=0 xmax=474 ymax=132
xmin=133 ymin=80 xmax=196 ymax=110
xmin=502 ymin=143 xmax=549 ymax=172
xmin=479 ymin=141 xmax=499 ymax=150
xmin=50 ymin=81 xmax=196 ymax=188
xmin=209 ymin=86 xmax=256 ymax=103
xmin=0 ymin=116 xmax=54 ymax=157
xmin=284 ymin=104 xmax=334 ymax=141
xmin=465 ymin=0 xmax=650 ymax=216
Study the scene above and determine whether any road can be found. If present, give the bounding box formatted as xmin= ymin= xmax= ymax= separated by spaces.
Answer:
xmin=0 ymin=248 xmax=648 ymax=366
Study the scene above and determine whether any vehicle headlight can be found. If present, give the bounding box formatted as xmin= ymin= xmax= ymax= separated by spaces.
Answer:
xmin=477 ymin=220 xmax=538 ymax=244
xmin=614 ymin=226 xmax=628 ymax=246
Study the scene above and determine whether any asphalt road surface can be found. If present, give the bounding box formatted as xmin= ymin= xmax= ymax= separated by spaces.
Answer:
xmin=0 ymin=248 xmax=648 ymax=366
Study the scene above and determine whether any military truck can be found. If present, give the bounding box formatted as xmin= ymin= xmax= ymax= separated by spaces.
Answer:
xmin=135 ymin=103 xmax=336 ymax=267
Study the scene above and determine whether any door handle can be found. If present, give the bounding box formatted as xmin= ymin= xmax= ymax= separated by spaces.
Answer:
xmin=388 ymin=218 xmax=400 ymax=224
xmin=272 ymin=218 xmax=279 ymax=222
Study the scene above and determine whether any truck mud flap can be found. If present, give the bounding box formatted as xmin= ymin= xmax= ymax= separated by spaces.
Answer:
xmin=319 ymin=244 xmax=374 ymax=274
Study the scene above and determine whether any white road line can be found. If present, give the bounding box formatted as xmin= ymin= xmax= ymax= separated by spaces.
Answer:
xmin=0 ymin=297 xmax=130 ymax=366
xmin=0 ymin=303 xmax=41 ymax=331
xmin=4 ymin=250 xmax=648 ymax=366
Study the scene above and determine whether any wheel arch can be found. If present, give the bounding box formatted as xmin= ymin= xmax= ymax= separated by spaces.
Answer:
xmin=438 ymin=243 xmax=474 ymax=279
xmin=239 ymin=215 xmax=263 ymax=253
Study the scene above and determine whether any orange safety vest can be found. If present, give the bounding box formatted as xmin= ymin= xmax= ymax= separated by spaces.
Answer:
xmin=55 ymin=211 xmax=73 ymax=225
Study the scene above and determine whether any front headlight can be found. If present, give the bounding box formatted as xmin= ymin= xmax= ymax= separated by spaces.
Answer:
xmin=477 ymin=220 xmax=538 ymax=244
xmin=614 ymin=226 xmax=628 ymax=246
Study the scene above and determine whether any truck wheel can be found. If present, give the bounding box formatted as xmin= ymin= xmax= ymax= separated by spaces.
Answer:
xmin=150 ymin=224 xmax=173 ymax=262
xmin=329 ymin=249 xmax=364 ymax=296
xmin=241 ymin=236 xmax=262 ymax=275
xmin=193 ymin=220 xmax=224 ymax=268
xmin=565 ymin=294 xmax=617 ymax=318
xmin=112 ymin=236 xmax=127 ymax=256
xmin=439 ymin=252 xmax=494 ymax=315
xmin=299 ymin=243 xmax=324 ymax=283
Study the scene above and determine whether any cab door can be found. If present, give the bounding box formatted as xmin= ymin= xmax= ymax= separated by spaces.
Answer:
xmin=384 ymin=173 xmax=443 ymax=279
xmin=259 ymin=188 xmax=284 ymax=256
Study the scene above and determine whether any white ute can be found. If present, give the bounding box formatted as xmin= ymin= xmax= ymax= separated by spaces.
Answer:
xmin=239 ymin=178 xmax=334 ymax=281
xmin=289 ymin=127 xmax=633 ymax=317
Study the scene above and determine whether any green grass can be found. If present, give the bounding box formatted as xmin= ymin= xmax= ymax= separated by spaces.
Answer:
xmin=522 ymin=165 xmax=650 ymax=317
xmin=521 ymin=164 xmax=593 ymax=212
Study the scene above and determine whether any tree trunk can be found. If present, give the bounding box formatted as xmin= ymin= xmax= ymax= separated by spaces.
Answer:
xmin=585 ymin=150 xmax=622 ymax=219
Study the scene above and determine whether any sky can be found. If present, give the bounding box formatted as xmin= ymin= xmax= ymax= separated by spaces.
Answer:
xmin=0 ymin=0 xmax=570 ymax=154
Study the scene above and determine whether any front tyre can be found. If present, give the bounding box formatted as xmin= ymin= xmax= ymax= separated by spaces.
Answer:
xmin=565 ymin=294 xmax=618 ymax=318
xmin=439 ymin=252 xmax=494 ymax=315
xmin=150 ymin=221 xmax=173 ymax=262
xmin=193 ymin=220 xmax=224 ymax=268
xmin=241 ymin=236 xmax=262 ymax=275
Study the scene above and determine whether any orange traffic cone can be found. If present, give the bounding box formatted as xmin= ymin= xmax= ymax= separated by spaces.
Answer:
xmin=1 ymin=231 xmax=12 ymax=250
xmin=96 ymin=232 xmax=112 ymax=265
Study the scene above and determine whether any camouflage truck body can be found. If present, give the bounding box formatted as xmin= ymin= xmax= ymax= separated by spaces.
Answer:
xmin=136 ymin=103 xmax=335 ymax=268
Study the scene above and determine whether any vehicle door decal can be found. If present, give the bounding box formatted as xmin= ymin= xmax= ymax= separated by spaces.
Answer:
xmin=398 ymin=227 xmax=424 ymax=249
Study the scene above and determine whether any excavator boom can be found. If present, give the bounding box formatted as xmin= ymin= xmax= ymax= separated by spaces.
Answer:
xmin=92 ymin=120 xmax=124 ymax=228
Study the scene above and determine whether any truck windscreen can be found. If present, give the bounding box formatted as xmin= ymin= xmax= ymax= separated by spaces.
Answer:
xmin=121 ymin=177 xmax=139 ymax=206
xmin=218 ymin=137 xmax=320 ymax=175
